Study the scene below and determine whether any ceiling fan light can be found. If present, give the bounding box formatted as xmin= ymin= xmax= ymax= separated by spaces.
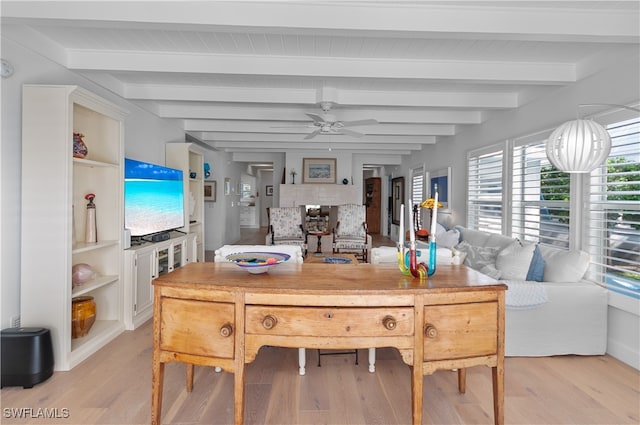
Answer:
xmin=545 ymin=119 xmax=611 ymax=173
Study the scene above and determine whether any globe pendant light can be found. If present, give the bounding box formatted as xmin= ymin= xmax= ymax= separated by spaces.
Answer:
xmin=545 ymin=118 xmax=611 ymax=173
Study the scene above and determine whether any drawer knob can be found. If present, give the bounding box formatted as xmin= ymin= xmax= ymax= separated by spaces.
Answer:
xmin=382 ymin=315 xmax=397 ymax=330
xmin=424 ymin=324 xmax=438 ymax=338
xmin=262 ymin=314 xmax=277 ymax=330
xmin=220 ymin=323 xmax=233 ymax=338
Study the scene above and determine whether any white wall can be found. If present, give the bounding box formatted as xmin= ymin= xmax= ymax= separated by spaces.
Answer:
xmin=202 ymin=149 xmax=245 ymax=251
xmin=0 ymin=36 xmax=186 ymax=328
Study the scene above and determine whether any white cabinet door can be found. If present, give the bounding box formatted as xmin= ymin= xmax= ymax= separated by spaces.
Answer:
xmin=134 ymin=249 xmax=155 ymax=318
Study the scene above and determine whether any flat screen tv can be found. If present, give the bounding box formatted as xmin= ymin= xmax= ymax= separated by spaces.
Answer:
xmin=124 ymin=158 xmax=184 ymax=237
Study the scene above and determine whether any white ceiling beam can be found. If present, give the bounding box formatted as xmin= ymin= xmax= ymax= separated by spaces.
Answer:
xmin=159 ymin=104 xmax=483 ymax=124
xmin=67 ymin=50 xmax=576 ymax=84
xmin=123 ymin=84 xmax=314 ymax=104
xmin=224 ymin=146 xmax=414 ymax=155
xmin=200 ymin=132 xmax=436 ymax=144
xmin=4 ymin=2 xmax=637 ymax=42
xmin=183 ymin=120 xmax=455 ymax=136
xmin=210 ymin=141 xmax=421 ymax=151
xmin=127 ymin=84 xmax=516 ymax=109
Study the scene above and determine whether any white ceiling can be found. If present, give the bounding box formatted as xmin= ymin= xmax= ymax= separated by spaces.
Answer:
xmin=3 ymin=1 xmax=639 ymax=157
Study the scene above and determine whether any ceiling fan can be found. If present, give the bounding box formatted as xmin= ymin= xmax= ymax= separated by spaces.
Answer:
xmin=275 ymin=102 xmax=378 ymax=140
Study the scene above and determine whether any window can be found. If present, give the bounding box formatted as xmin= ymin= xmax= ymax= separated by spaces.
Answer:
xmin=411 ymin=167 xmax=424 ymax=229
xmin=512 ymin=138 xmax=570 ymax=248
xmin=585 ymin=117 xmax=640 ymax=298
xmin=467 ymin=145 xmax=505 ymax=234
xmin=466 ymin=107 xmax=640 ymax=301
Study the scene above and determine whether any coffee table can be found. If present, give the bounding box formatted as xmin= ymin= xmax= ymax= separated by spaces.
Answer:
xmin=304 ymin=253 xmax=358 ymax=264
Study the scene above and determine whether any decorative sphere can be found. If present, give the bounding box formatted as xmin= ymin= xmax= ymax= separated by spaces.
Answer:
xmin=72 ymin=263 xmax=95 ymax=286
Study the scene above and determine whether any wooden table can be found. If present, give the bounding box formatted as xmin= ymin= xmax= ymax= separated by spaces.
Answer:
xmin=151 ymin=262 xmax=506 ymax=425
xmin=307 ymin=230 xmax=331 ymax=254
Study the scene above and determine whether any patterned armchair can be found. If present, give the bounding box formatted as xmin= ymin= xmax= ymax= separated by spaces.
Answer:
xmin=267 ymin=206 xmax=308 ymax=254
xmin=333 ymin=204 xmax=369 ymax=262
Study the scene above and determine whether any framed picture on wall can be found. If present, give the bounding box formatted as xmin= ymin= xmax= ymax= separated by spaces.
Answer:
xmin=204 ymin=180 xmax=216 ymax=202
xmin=302 ymin=158 xmax=336 ymax=183
xmin=429 ymin=167 xmax=451 ymax=212
xmin=266 ymin=185 xmax=273 ymax=196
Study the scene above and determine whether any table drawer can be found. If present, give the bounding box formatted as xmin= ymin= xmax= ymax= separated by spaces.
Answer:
xmin=160 ymin=298 xmax=235 ymax=358
xmin=423 ymin=302 xmax=497 ymax=361
xmin=245 ymin=306 xmax=414 ymax=337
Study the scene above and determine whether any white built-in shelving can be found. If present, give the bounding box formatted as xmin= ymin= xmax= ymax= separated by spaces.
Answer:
xmin=21 ymin=85 xmax=127 ymax=371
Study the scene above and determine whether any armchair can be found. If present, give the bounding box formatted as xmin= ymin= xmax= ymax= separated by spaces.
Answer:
xmin=333 ymin=204 xmax=369 ymax=262
xmin=267 ymin=206 xmax=308 ymax=254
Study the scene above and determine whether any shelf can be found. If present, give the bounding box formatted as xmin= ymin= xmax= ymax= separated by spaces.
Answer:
xmin=72 ymin=274 xmax=118 ymax=297
xmin=68 ymin=318 xmax=125 ymax=369
xmin=72 ymin=239 xmax=119 ymax=254
xmin=73 ymin=157 xmax=119 ymax=168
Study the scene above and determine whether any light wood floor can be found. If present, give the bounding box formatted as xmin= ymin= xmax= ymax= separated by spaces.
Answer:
xmin=2 ymin=319 xmax=638 ymax=424
xmin=3 ymin=229 xmax=638 ymax=424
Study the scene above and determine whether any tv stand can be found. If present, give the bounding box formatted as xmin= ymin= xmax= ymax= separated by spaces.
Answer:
xmin=123 ymin=232 xmax=198 ymax=330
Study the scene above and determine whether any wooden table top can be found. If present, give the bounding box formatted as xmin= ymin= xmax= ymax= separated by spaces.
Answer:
xmin=153 ymin=262 xmax=505 ymax=295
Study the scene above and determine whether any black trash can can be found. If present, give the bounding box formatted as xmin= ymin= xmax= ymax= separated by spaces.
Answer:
xmin=1 ymin=327 xmax=54 ymax=388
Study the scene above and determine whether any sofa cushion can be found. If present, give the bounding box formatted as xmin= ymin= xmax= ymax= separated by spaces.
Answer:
xmin=435 ymin=224 xmax=460 ymax=248
xmin=495 ymin=240 xmax=536 ymax=280
xmin=455 ymin=225 xmax=512 ymax=251
xmin=540 ymin=247 xmax=590 ymax=282
xmin=526 ymin=245 xmax=546 ymax=282
xmin=455 ymin=226 xmax=491 ymax=247
xmin=455 ymin=240 xmax=501 ymax=270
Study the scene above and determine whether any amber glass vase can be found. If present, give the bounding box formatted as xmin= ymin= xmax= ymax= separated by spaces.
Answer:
xmin=71 ymin=296 xmax=96 ymax=338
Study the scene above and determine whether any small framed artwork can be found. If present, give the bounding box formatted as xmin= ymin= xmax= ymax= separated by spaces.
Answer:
xmin=303 ymin=158 xmax=336 ymax=184
xmin=224 ymin=177 xmax=231 ymax=196
xmin=266 ymin=185 xmax=273 ymax=196
xmin=429 ymin=167 xmax=451 ymax=212
xmin=204 ymin=181 xmax=216 ymax=202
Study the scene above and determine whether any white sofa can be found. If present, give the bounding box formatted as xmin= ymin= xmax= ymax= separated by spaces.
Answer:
xmin=454 ymin=226 xmax=608 ymax=357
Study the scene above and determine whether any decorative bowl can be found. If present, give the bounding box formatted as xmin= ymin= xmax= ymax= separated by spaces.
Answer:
xmin=226 ymin=252 xmax=290 ymax=274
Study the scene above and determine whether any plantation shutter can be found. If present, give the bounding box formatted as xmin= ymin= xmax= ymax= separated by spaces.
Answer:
xmin=467 ymin=145 xmax=504 ymax=234
xmin=512 ymin=137 xmax=571 ymax=248
xmin=411 ymin=167 xmax=424 ymax=229
xmin=585 ymin=116 xmax=640 ymax=296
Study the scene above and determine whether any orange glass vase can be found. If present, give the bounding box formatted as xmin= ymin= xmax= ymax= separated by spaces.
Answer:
xmin=71 ymin=296 xmax=96 ymax=339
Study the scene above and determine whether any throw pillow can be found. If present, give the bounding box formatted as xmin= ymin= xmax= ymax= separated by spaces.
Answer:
xmin=525 ymin=245 xmax=546 ymax=282
xmin=454 ymin=240 xmax=501 ymax=270
xmin=480 ymin=264 xmax=502 ymax=280
xmin=541 ymin=248 xmax=590 ymax=282
xmin=495 ymin=239 xmax=536 ymax=281
xmin=437 ymin=229 xmax=460 ymax=248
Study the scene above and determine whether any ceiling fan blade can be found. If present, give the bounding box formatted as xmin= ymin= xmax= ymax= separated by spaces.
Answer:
xmin=305 ymin=113 xmax=326 ymax=124
xmin=341 ymin=119 xmax=379 ymax=127
xmin=270 ymin=125 xmax=312 ymax=128
xmin=341 ymin=128 xmax=365 ymax=138
xmin=304 ymin=129 xmax=321 ymax=140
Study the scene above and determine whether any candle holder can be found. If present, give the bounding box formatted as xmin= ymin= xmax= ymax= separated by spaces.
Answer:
xmin=403 ymin=237 xmax=437 ymax=279
xmin=397 ymin=244 xmax=410 ymax=275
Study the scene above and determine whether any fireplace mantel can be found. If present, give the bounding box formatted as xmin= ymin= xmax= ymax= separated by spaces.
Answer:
xmin=279 ymin=184 xmax=360 ymax=207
